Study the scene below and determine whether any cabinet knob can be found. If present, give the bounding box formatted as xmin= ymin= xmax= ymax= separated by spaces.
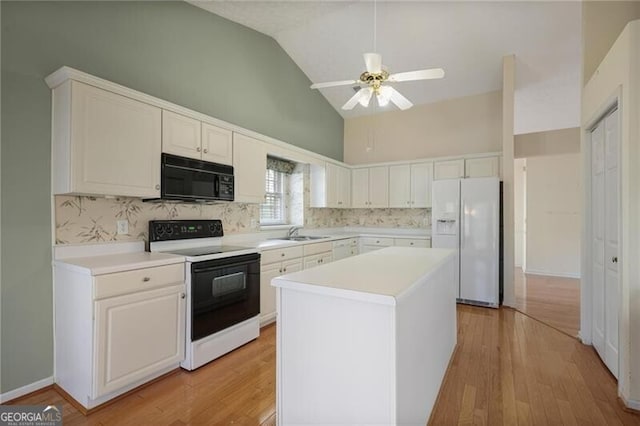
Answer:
xmin=283 ymin=267 xmax=287 ymax=272
xmin=612 ymin=256 xmax=618 ymax=263
xmin=180 ymin=293 xmax=186 ymax=299
xmin=203 ymin=148 xmax=208 ymax=154
xmin=410 ymin=242 xmax=414 ymax=246
xmin=281 ymin=253 xmax=285 ymax=257
xmin=142 ymin=277 xmax=151 ymax=282
xmin=407 ymin=201 xmax=410 ymax=204
xmin=155 ymin=184 xmax=160 ymax=190
xmin=196 ymin=146 xmax=201 ymax=152
xmin=279 ymin=268 xmax=283 ymax=273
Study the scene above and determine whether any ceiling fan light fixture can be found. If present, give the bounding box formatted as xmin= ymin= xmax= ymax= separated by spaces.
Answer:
xmin=376 ymin=86 xmax=392 ymax=107
xmin=359 ymin=87 xmax=374 ymax=107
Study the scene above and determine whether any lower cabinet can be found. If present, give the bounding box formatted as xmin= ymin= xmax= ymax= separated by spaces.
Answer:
xmin=303 ymin=252 xmax=333 ymax=269
xmin=94 ymin=284 xmax=185 ymax=397
xmin=361 ymin=236 xmax=432 ymax=253
xmin=333 ymin=238 xmax=359 ymax=260
xmin=54 ymin=261 xmax=186 ymax=409
xmin=260 ymin=257 xmax=303 ymax=325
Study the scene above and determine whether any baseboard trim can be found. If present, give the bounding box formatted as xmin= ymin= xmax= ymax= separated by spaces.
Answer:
xmin=620 ymin=394 xmax=640 ymax=413
xmin=523 ymin=269 xmax=580 ymax=279
xmin=0 ymin=377 xmax=54 ymax=403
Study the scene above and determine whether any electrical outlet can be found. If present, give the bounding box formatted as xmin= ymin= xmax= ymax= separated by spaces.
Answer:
xmin=116 ymin=220 xmax=129 ymax=235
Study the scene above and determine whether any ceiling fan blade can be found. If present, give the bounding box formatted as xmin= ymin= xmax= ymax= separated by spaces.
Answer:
xmin=363 ymin=53 xmax=382 ymax=74
xmin=342 ymin=88 xmax=370 ymax=110
xmin=388 ymin=87 xmax=413 ymax=110
xmin=359 ymin=87 xmax=374 ymax=107
xmin=310 ymin=79 xmax=359 ymax=89
xmin=388 ymin=68 xmax=445 ymax=82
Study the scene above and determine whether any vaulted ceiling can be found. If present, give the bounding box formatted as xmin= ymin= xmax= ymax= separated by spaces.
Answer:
xmin=190 ymin=1 xmax=581 ymax=135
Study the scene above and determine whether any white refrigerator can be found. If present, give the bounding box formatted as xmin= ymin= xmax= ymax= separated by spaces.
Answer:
xmin=432 ymin=177 xmax=500 ymax=307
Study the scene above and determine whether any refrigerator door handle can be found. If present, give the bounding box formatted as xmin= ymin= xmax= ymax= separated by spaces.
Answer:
xmin=460 ymin=200 xmax=465 ymax=249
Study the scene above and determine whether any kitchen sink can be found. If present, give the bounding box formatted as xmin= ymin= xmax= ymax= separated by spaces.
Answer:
xmin=270 ymin=236 xmax=329 ymax=241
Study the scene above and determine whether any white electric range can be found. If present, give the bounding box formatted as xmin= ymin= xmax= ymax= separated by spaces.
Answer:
xmin=149 ymin=219 xmax=261 ymax=370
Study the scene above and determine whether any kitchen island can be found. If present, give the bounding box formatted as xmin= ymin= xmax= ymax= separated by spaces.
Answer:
xmin=272 ymin=246 xmax=457 ymax=426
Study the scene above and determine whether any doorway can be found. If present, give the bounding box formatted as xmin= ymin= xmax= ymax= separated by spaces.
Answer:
xmin=513 ymin=154 xmax=581 ymax=337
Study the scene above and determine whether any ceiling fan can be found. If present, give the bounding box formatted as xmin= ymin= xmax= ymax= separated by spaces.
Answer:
xmin=310 ymin=53 xmax=445 ymax=111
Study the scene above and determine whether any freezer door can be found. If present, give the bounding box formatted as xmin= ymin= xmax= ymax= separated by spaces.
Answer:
xmin=432 ymin=179 xmax=460 ymax=236
xmin=459 ymin=177 xmax=500 ymax=305
xmin=432 ymin=235 xmax=460 ymax=298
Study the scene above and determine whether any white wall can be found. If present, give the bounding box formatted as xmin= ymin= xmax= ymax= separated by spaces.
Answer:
xmin=343 ymin=91 xmax=502 ymax=164
xmin=582 ymin=19 xmax=640 ymax=406
xmin=525 ymin=154 xmax=581 ymax=278
xmin=514 ymin=159 xmax=526 ymax=268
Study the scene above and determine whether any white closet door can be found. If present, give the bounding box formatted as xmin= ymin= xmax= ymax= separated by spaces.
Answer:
xmin=604 ymin=108 xmax=620 ymax=378
xmin=591 ymin=121 xmax=606 ymax=360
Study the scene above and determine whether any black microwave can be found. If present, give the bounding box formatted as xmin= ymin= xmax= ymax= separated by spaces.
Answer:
xmin=147 ymin=153 xmax=234 ymax=202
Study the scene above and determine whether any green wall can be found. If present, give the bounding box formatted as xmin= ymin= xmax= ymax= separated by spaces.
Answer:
xmin=0 ymin=1 xmax=343 ymax=393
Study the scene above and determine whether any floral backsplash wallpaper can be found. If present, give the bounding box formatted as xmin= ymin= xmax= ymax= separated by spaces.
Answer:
xmin=55 ymin=164 xmax=431 ymax=245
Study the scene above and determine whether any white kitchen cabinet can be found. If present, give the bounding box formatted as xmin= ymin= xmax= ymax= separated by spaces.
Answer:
xmin=389 ymin=162 xmax=433 ymax=208
xmin=310 ymin=162 xmax=351 ymax=208
xmin=434 ymin=159 xmax=465 ymax=180
xmin=162 ymin=110 xmax=202 ymax=159
xmin=351 ymin=166 xmax=389 ymax=208
xmin=394 ymin=238 xmax=430 ymax=248
xmin=465 ymin=156 xmax=500 ymax=178
xmin=303 ymin=252 xmax=333 ymax=269
xmin=201 ymin=122 xmax=233 ymax=165
xmin=260 ymin=257 xmax=303 ymax=325
xmin=233 ymin=133 xmax=267 ymax=203
xmin=54 ymin=257 xmax=185 ymax=409
xmin=333 ymin=238 xmax=359 ymax=261
xmin=94 ymin=284 xmax=185 ymax=397
xmin=51 ymin=80 xmax=161 ymax=198
xmin=162 ymin=111 xmax=233 ymax=166
xmin=360 ymin=236 xmax=394 ymax=253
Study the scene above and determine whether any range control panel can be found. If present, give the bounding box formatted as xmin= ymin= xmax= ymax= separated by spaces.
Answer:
xmin=149 ymin=220 xmax=223 ymax=242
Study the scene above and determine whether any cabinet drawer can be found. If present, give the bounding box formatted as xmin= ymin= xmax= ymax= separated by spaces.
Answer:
xmin=303 ymin=241 xmax=333 ymax=256
xmin=394 ymin=238 xmax=429 ymax=248
xmin=261 ymin=246 xmax=304 ymax=264
xmin=303 ymin=252 xmax=332 ymax=269
xmin=348 ymin=238 xmax=359 ymax=247
xmin=360 ymin=237 xmax=394 ymax=247
xmin=94 ymin=263 xmax=184 ymax=299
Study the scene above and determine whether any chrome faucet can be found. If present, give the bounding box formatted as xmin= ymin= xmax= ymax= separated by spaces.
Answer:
xmin=287 ymin=226 xmax=302 ymax=237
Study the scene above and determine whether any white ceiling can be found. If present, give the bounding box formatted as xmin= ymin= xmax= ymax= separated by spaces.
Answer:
xmin=190 ymin=1 xmax=582 ymax=135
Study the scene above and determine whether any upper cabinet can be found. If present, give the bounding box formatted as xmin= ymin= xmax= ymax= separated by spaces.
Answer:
xmin=433 ymin=159 xmax=465 ymax=180
xmin=464 ymin=156 xmax=500 ymax=178
xmin=311 ymin=162 xmax=351 ymax=208
xmin=201 ymin=123 xmax=233 ymax=165
xmin=389 ymin=162 xmax=433 ymax=208
xmin=351 ymin=166 xmax=389 ymax=208
xmin=162 ymin=110 xmax=232 ymax=165
xmin=233 ymin=133 xmax=266 ymax=203
xmin=434 ymin=156 xmax=500 ymax=180
xmin=51 ymin=81 xmax=161 ymax=198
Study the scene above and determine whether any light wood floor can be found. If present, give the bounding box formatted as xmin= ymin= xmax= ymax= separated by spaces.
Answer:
xmin=514 ymin=268 xmax=580 ymax=337
xmin=11 ymin=306 xmax=639 ymax=425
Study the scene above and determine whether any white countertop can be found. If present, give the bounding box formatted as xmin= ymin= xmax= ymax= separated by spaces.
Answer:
xmin=55 ymin=252 xmax=185 ymax=276
xmin=272 ymin=247 xmax=454 ymax=305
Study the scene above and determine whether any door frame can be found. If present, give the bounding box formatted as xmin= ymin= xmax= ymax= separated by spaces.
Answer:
xmin=581 ymin=89 xmax=622 ymax=382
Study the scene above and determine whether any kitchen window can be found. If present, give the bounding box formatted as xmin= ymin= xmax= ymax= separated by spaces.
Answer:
xmin=260 ymin=156 xmax=296 ymax=226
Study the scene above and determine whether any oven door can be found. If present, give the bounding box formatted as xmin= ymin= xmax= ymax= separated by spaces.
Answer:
xmin=190 ymin=253 xmax=260 ymax=341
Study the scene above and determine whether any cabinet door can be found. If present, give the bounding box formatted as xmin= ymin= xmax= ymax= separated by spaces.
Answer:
xmin=201 ymin=123 xmax=233 ymax=165
xmin=233 ymin=133 xmax=266 ymax=203
xmin=465 ymin=157 xmax=500 ymax=178
xmin=337 ymin=166 xmax=352 ymax=208
xmin=282 ymin=259 xmax=303 ymax=275
xmin=411 ymin=162 xmax=434 ymax=208
xmin=351 ymin=168 xmax=370 ymax=208
xmin=71 ymin=82 xmax=161 ymax=197
xmin=389 ymin=165 xmax=411 ymax=208
xmin=434 ymin=159 xmax=465 ymax=180
xmin=94 ymin=284 xmax=185 ymax=398
xmin=162 ymin=110 xmax=202 ymax=160
xmin=303 ymin=254 xmax=323 ymax=269
xmin=325 ymin=163 xmax=341 ymax=208
xmin=368 ymin=166 xmax=389 ymax=208
xmin=394 ymin=238 xmax=429 ymax=248
xmin=260 ymin=263 xmax=282 ymax=324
